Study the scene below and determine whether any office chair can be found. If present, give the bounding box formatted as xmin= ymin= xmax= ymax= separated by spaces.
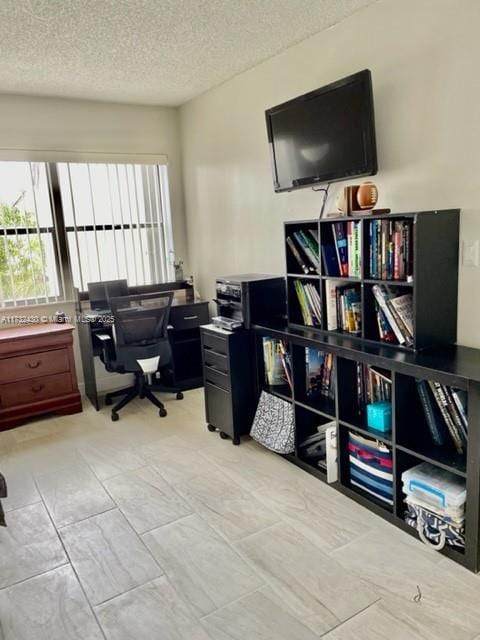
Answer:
xmin=95 ymin=291 xmax=183 ymax=421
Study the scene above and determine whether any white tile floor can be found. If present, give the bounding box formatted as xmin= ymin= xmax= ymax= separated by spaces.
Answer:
xmin=0 ymin=388 xmax=479 ymax=639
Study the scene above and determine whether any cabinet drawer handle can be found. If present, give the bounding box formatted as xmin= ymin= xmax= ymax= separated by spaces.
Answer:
xmin=31 ymin=383 xmax=44 ymax=393
xmin=27 ymin=361 xmax=41 ymax=369
xmin=183 ymin=315 xmax=198 ymax=321
xmin=203 ymin=347 xmax=227 ymax=358
xmin=206 ymin=380 xmax=229 ymax=393
xmin=205 ymin=364 xmax=227 ymax=376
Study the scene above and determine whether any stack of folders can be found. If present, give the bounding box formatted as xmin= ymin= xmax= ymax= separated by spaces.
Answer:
xmin=348 ymin=431 xmax=393 ymax=506
xmin=305 ymin=349 xmax=335 ymax=401
xmin=416 ymin=379 xmax=468 ymax=455
xmin=324 ymin=280 xmax=361 ymax=334
xmin=286 ymin=229 xmax=320 ymax=274
xmin=293 ymin=280 xmax=322 ymax=326
xmin=356 ymin=364 xmax=391 ymax=412
xmin=262 ymin=337 xmax=293 ymax=392
xmin=321 ymin=221 xmax=361 ymax=278
xmin=372 ymin=284 xmax=413 ymax=346
xmin=368 ymin=219 xmax=414 ymax=281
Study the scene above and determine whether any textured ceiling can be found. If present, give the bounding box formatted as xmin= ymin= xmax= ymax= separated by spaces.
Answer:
xmin=0 ymin=0 xmax=376 ymax=106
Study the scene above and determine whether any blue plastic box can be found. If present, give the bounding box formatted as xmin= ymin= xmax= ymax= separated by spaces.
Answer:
xmin=366 ymin=401 xmax=392 ymax=432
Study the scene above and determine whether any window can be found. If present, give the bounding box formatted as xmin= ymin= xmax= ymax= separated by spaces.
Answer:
xmin=0 ymin=162 xmax=62 ymax=307
xmin=58 ymin=163 xmax=175 ymax=291
xmin=0 ymin=160 xmax=175 ymax=306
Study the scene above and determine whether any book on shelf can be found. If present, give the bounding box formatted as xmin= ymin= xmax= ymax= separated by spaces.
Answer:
xmin=325 ymin=280 xmax=361 ymax=335
xmin=286 ymin=236 xmax=310 ymax=274
xmin=428 ymin=381 xmax=467 ymax=454
xmin=305 ymin=348 xmax=335 ymax=401
xmin=328 ymin=221 xmax=361 ymax=278
xmin=368 ymin=219 xmax=414 ymax=281
xmin=262 ymin=337 xmax=292 ymax=393
xmin=415 ymin=379 xmax=449 ymax=446
xmin=321 ymin=244 xmax=339 ymax=277
xmin=356 ymin=364 xmax=392 ymax=415
xmin=372 ymin=284 xmax=413 ymax=346
xmin=293 ymin=279 xmax=322 ymax=326
xmin=286 ymin=230 xmax=320 ymax=274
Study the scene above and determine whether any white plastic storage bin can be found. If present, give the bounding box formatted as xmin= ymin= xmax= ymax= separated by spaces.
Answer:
xmin=402 ymin=462 xmax=466 ymax=512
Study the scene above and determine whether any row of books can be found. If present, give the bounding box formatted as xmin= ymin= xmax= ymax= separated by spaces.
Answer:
xmin=262 ymin=337 xmax=292 ymax=393
xmin=305 ymin=349 xmax=335 ymax=400
xmin=356 ymin=363 xmax=392 ymax=411
xmin=286 ymin=229 xmax=320 ymax=274
xmin=368 ymin=219 xmax=414 ymax=281
xmin=293 ymin=279 xmax=322 ymax=326
xmin=372 ymin=284 xmax=413 ymax=346
xmin=321 ymin=221 xmax=361 ymax=278
xmin=325 ymin=280 xmax=361 ymax=335
xmin=416 ymin=379 xmax=468 ymax=455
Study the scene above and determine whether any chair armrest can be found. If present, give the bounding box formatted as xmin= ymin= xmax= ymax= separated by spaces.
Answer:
xmin=95 ymin=333 xmax=112 ymax=342
xmin=94 ymin=333 xmax=114 ymax=371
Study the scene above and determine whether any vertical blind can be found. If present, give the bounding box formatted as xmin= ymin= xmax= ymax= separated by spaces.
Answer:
xmin=57 ymin=162 xmax=175 ymax=291
xmin=0 ymin=160 xmax=175 ymax=307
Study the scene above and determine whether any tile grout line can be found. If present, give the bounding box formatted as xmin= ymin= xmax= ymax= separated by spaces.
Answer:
xmin=95 ymin=480 xmax=166 ymax=576
xmin=2 ymin=498 xmax=43 ymax=516
xmin=32 ymin=476 xmax=110 ymax=640
xmin=55 ymin=505 xmax=118 ymax=530
xmin=319 ymin=597 xmax=383 ymax=638
xmin=0 ymin=562 xmax=71 ymax=593
xmin=199 ymin=584 xmax=268 ymax=622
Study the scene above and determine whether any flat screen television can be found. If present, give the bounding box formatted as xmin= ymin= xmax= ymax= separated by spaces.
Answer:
xmin=265 ymin=70 xmax=377 ymax=192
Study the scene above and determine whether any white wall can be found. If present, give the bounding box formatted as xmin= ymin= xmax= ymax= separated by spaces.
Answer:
xmin=180 ymin=0 xmax=480 ymax=348
xmin=0 ymin=94 xmax=188 ymax=391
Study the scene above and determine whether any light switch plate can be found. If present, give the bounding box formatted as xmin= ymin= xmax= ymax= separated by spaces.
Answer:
xmin=463 ymin=240 xmax=479 ymax=267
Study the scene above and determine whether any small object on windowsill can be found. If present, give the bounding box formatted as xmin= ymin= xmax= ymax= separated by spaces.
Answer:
xmin=55 ymin=311 xmax=67 ymax=324
xmin=366 ymin=401 xmax=392 ymax=433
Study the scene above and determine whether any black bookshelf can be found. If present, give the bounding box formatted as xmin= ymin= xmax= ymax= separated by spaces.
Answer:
xmin=284 ymin=210 xmax=460 ymax=351
xmin=253 ymin=322 xmax=480 ymax=572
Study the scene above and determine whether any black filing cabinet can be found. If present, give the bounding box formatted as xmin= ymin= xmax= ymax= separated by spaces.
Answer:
xmin=201 ymin=325 xmax=256 ymax=444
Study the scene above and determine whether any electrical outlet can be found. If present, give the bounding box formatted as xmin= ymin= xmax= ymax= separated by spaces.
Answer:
xmin=463 ymin=240 xmax=479 ymax=267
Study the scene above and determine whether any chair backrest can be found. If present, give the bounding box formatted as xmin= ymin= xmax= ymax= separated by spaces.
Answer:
xmin=110 ymin=291 xmax=173 ymax=347
xmin=88 ymin=279 xmax=128 ymax=310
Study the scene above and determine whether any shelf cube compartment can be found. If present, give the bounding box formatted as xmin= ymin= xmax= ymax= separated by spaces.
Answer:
xmin=363 ymin=283 xmax=414 ymax=348
xmin=292 ymin=345 xmax=336 ymax=417
xmin=338 ymin=424 xmax=394 ymax=513
xmin=287 ymin=276 xmax=322 ymax=329
xmin=395 ymin=373 xmax=468 ymax=475
xmin=364 ymin=217 xmax=414 ymax=282
xmin=258 ymin=335 xmax=293 ymax=400
xmin=337 ymin=357 xmax=392 ymax=437
xmin=295 ymin=404 xmax=337 ymax=478
xmin=284 ymin=221 xmax=320 ymax=276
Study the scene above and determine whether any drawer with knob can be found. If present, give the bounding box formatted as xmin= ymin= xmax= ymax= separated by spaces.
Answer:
xmin=0 ymin=372 xmax=73 ymax=408
xmin=0 ymin=348 xmax=70 ymax=384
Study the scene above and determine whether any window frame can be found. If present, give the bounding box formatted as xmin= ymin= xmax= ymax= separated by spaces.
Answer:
xmin=0 ymin=161 xmax=176 ymax=307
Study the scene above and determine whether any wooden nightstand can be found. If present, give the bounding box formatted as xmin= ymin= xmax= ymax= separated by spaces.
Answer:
xmin=0 ymin=323 xmax=82 ymax=431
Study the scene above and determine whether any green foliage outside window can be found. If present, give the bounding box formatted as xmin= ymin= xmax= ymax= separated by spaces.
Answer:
xmin=0 ymin=203 xmax=47 ymax=301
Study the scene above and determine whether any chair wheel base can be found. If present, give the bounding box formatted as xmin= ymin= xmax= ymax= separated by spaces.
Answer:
xmin=176 ymin=392 xmax=184 ymax=400
xmin=219 ymin=431 xmax=229 ymax=440
xmin=111 ymin=412 xmax=119 ymax=422
xmin=207 ymin=424 xmax=216 ymax=432
xmin=159 ymin=408 xmax=167 ymax=418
